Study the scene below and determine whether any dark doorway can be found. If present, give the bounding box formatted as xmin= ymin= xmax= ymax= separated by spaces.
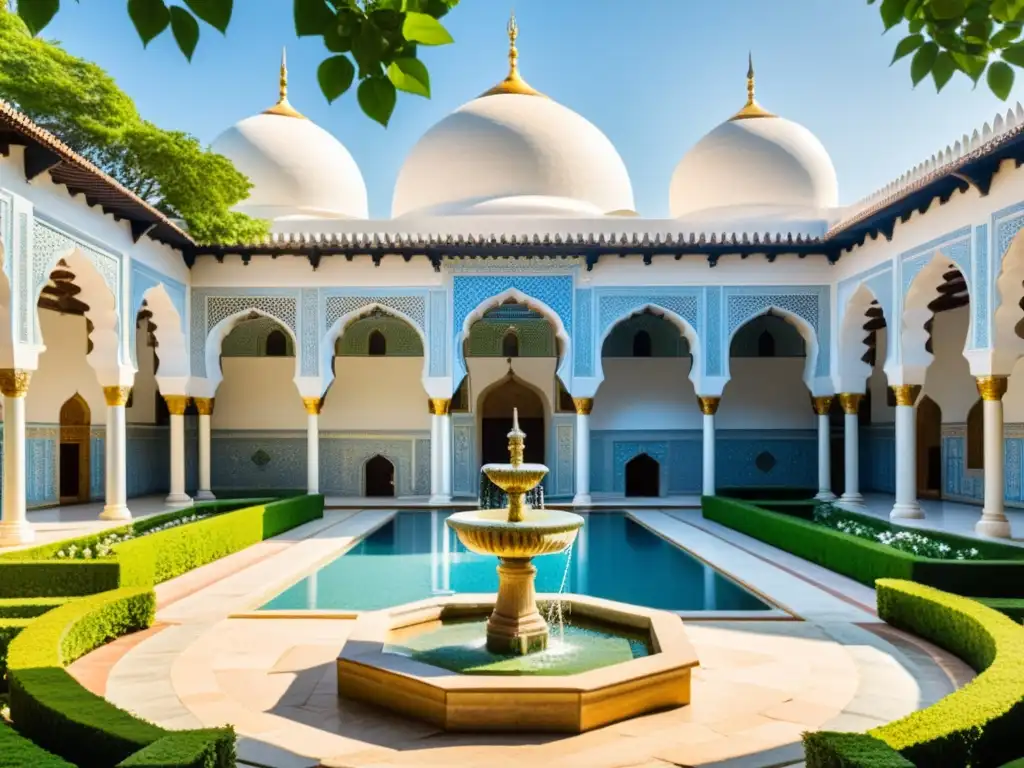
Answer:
xmin=59 ymin=443 xmax=81 ymax=498
xmin=365 ymin=455 xmax=395 ymax=497
xmin=265 ymin=329 xmax=288 ymax=357
xmin=917 ymin=395 xmax=942 ymax=498
xmin=59 ymin=393 xmax=90 ymax=504
xmin=480 ymin=377 xmax=545 ymax=466
xmin=625 ymin=454 xmax=660 ymax=497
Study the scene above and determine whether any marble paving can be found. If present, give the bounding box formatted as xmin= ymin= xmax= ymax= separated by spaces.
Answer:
xmin=79 ymin=507 xmax=974 ymax=768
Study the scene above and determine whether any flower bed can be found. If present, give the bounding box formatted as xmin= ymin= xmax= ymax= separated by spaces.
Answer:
xmin=813 ymin=505 xmax=982 ymax=561
xmin=55 ymin=511 xmax=221 ymax=560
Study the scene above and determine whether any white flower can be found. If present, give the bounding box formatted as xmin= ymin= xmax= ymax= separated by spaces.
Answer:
xmin=56 ymin=550 xmax=65 ymax=559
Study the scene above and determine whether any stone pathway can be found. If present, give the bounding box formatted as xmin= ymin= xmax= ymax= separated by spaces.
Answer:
xmin=71 ymin=508 xmax=971 ymax=768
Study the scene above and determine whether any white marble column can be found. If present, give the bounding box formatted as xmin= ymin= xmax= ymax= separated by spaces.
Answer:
xmin=164 ymin=395 xmax=191 ymax=506
xmin=194 ymin=398 xmax=215 ymax=500
xmin=890 ymin=385 xmax=924 ymax=519
xmin=975 ymin=376 xmax=1012 ymax=538
xmin=573 ymin=397 xmax=593 ymax=506
xmin=698 ymin=396 xmax=720 ymax=497
xmin=429 ymin=398 xmax=449 ymax=503
xmin=302 ymin=397 xmax=321 ymax=495
xmin=813 ymin=395 xmax=836 ymax=501
xmin=102 ymin=386 xmax=133 ymax=520
xmin=838 ymin=393 xmax=864 ymax=506
xmin=0 ymin=370 xmax=33 ymax=545
xmin=440 ymin=399 xmax=453 ymax=501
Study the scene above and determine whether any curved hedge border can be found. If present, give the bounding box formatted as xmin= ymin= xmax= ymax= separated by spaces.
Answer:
xmin=6 ymin=587 xmax=235 ymax=768
xmin=0 ymin=722 xmax=74 ymax=767
xmin=804 ymin=580 xmax=1024 ymax=767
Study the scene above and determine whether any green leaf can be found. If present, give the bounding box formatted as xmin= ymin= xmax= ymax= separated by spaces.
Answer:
xmin=880 ymin=0 xmax=908 ymax=27
xmin=951 ymin=50 xmax=989 ymax=80
xmin=295 ymin=0 xmax=334 ymax=37
xmin=184 ymin=0 xmax=232 ymax=33
xmin=891 ymin=33 xmax=924 ymax=62
xmin=128 ymin=0 xmax=171 ymax=46
xmin=992 ymin=22 xmax=1023 ymax=47
xmin=992 ymin=0 xmax=1024 ymax=23
xmin=908 ymin=18 xmax=925 ymax=33
xmin=928 ymin=0 xmax=968 ymax=20
xmin=17 ymin=0 xmax=60 ymax=35
xmin=910 ymin=40 xmax=939 ymax=83
xmin=169 ymin=6 xmax=200 ymax=60
xmin=932 ymin=50 xmax=956 ymax=90
xmin=352 ymin=20 xmax=387 ymax=74
xmin=387 ymin=56 xmax=430 ymax=97
xmin=323 ymin=22 xmax=353 ymax=52
xmin=402 ymin=11 xmax=452 ymax=45
xmin=357 ymin=75 xmax=397 ymax=126
xmin=1002 ymin=41 xmax=1024 ymax=65
xmin=317 ymin=54 xmax=356 ymax=103
xmin=988 ymin=59 xmax=1016 ymax=97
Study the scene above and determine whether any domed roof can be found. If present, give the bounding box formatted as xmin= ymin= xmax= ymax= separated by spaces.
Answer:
xmin=392 ymin=15 xmax=634 ymax=219
xmin=211 ymin=52 xmax=368 ymax=221
xmin=669 ymin=57 xmax=838 ymax=220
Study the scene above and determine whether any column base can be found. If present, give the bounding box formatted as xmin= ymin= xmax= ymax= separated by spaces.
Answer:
xmin=838 ymin=493 xmax=865 ymax=507
xmin=194 ymin=490 xmax=216 ymax=501
xmin=429 ymin=494 xmax=452 ymax=505
xmin=165 ymin=493 xmax=193 ymax=507
xmin=814 ymin=491 xmax=837 ymax=502
xmin=572 ymin=493 xmax=592 ymax=507
xmin=99 ymin=504 xmax=132 ymax=521
xmin=889 ymin=502 xmax=925 ymax=520
xmin=0 ymin=520 xmax=35 ymax=547
xmin=975 ymin=513 xmax=1012 ymax=539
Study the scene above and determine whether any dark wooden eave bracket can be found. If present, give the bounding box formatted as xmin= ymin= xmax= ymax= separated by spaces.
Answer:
xmin=23 ymin=143 xmax=62 ymax=182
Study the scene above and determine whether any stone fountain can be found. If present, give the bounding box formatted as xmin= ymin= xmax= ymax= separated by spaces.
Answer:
xmin=445 ymin=408 xmax=584 ymax=655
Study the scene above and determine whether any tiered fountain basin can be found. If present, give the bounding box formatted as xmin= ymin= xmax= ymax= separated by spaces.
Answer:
xmin=335 ymin=593 xmax=699 ymax=733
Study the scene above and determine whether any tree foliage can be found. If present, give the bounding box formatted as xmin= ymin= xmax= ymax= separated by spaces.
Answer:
xmin=0 ymin=8 xmax=267 ymax=245
xmin=871 ymin=0 xmax=1024 ymax=99
xmin=16 ymin=0 xmax=460 ymax=127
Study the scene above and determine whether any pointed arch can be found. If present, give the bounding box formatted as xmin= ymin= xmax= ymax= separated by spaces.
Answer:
xmin=319 ymin=302 xmax=428 ymax=396
xmin=898 ymin=254 xmax=972 ymax=381
xmin=837 ymin=282 xmax=886 ymax=393
xmin=59 ymin=393 xmax=91 ymax=504
xmin=204 ymin=308 xmax=301 ymax=392
xmin=726 ymin=306 xmax=818 ymax=388
xmin=456 ymin=288 xmax=571 ymax=382
xmin=993 ymin=224 xmax=1024 ymax=370
xmin=595 ymin=302 xmax=701 ymax=387
xmin=136 ymin=282 xmax=188 ymax=380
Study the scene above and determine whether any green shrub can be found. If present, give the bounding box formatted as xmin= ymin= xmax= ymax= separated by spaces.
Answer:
xmin=0 ymin=721 xmax=75 ymax=767
xmin=0 ymin=597 xmax=69 ymax=618
xmin=803 ymin=731 xmax=913 ymax=767
xmin=715 ymin=486 xmax=816 ymax=501
xmin=7 ymin=587 xmax=166 ymax=767
xmin=0 ymin=560 xmax=121 ymax=598
xmin=0 ymin=617 xmax=30 ymax=689
xmin=702 ymin=497 xmax=1024 ymax=597
xmin=975 ymin=597 xmax=1024 ymax=623
xmin=869 ymin=580 xmax=1024 ymax=767
xmin=116 ymin=728 xmax=236 ymax=767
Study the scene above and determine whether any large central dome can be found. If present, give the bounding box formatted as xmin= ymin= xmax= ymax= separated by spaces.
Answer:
xmin=392 ymin=15 xmax=635 ymax=218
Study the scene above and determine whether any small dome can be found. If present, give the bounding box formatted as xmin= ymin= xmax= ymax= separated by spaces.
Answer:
xmin=211 ymin=52 xmax=368 ymax=220
xmin=669 ymin=58 xmax=838 ymax=219
xmin=392 ymin=14 xmax=634 ymax=218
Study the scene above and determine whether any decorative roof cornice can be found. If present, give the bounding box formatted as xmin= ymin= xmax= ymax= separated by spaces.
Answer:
xmin=0 ymin=100 xmax=194 ymax=250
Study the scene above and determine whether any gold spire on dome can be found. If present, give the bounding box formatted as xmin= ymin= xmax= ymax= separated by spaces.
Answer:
xmin=263 ymin=48 xmax=307 ymax=119
xmin=729 ymin=53 xmax=776 ymax=121
xmin=480 ymin=10 xmax=547 ymax=98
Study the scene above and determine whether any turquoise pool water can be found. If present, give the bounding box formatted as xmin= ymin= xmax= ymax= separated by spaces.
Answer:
xmin=259 ymin=511 xmax=770 ymax=612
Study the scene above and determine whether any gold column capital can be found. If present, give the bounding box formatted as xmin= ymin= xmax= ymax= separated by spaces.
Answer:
xmin=164 ymin=394 xmax=190 ymax=415
xmin=0 ymin=369 xmax=31 ymax=398
xmin=891 ymin=384 xmax=922 ymax=407
xmin=572 ymin=397 xmax=594 ymax=416
xmin=838 ymin=393 xmax=863 ymax=415
xmin=103 ymin=386 xmax=132 ymax=407
xmin=429 ymin=398 xmax=451 ymax=416
xmin=194 ymin=397 xmax=215 ymax=416
xmin=302 ymin=397 xmax=323 ymax=416
xmin=812 ymin=395 xmax=834 ymax=416
xmin=976 ymin=375 xmax=1009 ymax=402
xmin=697 ymin=395 xmax=721 ymax=416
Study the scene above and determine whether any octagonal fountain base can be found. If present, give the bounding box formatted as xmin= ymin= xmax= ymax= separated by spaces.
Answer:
xmin=336 ymin=594 xmax=699 ymax=733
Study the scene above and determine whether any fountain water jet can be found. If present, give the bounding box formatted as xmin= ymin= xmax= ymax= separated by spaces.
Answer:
xmin=446 ymin=408 xmax=584 ymax=655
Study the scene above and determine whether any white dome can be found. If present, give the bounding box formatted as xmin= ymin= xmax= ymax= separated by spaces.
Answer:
xmin=669 ymin=69 xmax=837 ymax=219
xmin=211 ymin=68 xmax=367 ymax=221
xmin=393 ymin=92 xmax=634 ymax=218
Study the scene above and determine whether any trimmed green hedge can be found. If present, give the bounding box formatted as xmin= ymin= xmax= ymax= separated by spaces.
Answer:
xmin=803 ymin=731 xmax=912 ymax=767
xmin=713 ymin=486 xmax=816 ymax=501
xmin=0 ymin=721 xmax=75 ymax=767
xmin=976 ymin=597 xmax=1024 ymax=624
xmin=868 ymin=580 xmax=1024 ymax=767
xmin=0 ymin=617 xmax=30 ymax=685
xmin=702 ymin=497 xmax=1024 ymax=598
xmin=0 ymin=495 xmax=324 ymax=597
xmin=0 ymin=597 xmax=69 ymax=618
xmin=117 ymin=728 xmax=237 ymax=768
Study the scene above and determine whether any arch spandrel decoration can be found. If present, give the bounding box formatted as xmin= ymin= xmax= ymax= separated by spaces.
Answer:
xmin=301 ymin=288 xmax=319 ymax=376
xmin=972 ymin=224 xmax=989 ymax=349
xmin=129 ymin=259 xmax=186 ymax=367
xmin=428 ymin=289 xmax=448 ymax=377
xmin=899 ymin=227 xmax=972 ymax=297
xmin=574 ymin=288 xmax=593 ymax=377
xmin=324 ymin=295 xmax=426 ymax=333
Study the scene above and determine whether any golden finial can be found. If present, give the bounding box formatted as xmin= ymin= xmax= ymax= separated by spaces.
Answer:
xmin=729 ymin=52 xmax=776 ymax=121
xmin=480 ymin=10 xmax=547 ymax=98
xmin=507 ymin=407 xmax=526 ymax=467
xmin=264 ymin=48 xmax=307 ymax=120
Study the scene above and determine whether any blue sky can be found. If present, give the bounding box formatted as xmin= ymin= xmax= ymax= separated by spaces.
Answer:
xmin=39 ymin=0 xmax=1018 ymax=218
